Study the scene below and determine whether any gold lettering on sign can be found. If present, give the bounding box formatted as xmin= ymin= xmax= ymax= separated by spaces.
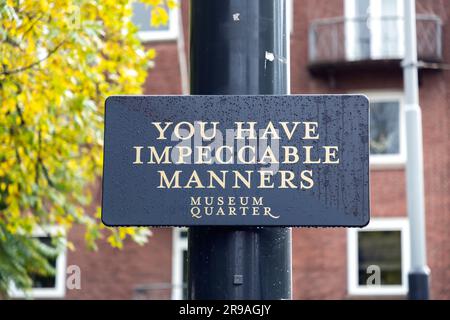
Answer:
xmin=189 ymin=196 xmax=280 ymax=220
xmin=135 ymin=122 xmax=341 ymax=202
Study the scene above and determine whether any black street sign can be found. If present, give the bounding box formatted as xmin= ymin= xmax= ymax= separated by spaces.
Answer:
xmin=102 ymin=95 xmax=369 ymax=227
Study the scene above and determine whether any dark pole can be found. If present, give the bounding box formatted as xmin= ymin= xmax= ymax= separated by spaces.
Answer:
xmin=188 ymin=0 xmax=291 ymax=299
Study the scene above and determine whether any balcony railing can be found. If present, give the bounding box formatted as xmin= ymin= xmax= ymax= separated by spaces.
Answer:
xmin=309 ymin=15 xmax=442 ymax=67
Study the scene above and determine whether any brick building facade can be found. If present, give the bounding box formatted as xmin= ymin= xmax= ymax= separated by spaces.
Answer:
xmin=20 ymin=0 xmax=449 ymax=300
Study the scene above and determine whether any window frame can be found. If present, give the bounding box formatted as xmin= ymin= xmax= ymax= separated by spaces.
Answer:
xmin=347 ymin=217 xmax=410 ymax=296
xmin=367 ymin=91 xmax=406 ymax=169
xmin=135 ymin=3 xmax=180 ymax=42
xmin=349 ymin=91 xmax=406 ymax=169
xmin=345 ymin=0 xmax=369 ymax=61
xmin=345 ymin=0 xmax=404 ymax=60
xmin=8 ymin=226 xmax=67 ymax=299
xmin=171 ymin=227 xmax=188 ymax=300
xmin=287 ymin=0 xmax=293 ymax=35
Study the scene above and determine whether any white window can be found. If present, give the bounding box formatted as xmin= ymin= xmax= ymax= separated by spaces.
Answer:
xmin=347 ymin=218 xmax=410 ymax=296
xmin=349 ymin=91 xmax=406 ymax=169
xmin=287 ymin=0 xmax=294 ymax=35
xmin=132 ymin=1 xmax=179 ymax=42
xmin=8 ymin=226 xmax=67 ymax=299
xmin=365 ymin=92 xmax=406 ymax=169
xmin=171 ymin=227 xmax=188 ymax=300
xmin=345 ymin=0 xmax=404 ymax=60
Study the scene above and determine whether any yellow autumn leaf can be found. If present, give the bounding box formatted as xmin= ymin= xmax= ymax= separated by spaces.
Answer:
xmin=147 ymin=48 xmax=157 ymax=59
xmin=146 ymin=0 xmax=162 ymax=6
xmin=151 ymin=6 xmax=169 ymax=27
xmin=66 ymin=241 xmax=76 ymax=251
xmin=107 ymin=234 xmax=123 ymax=249
xmin=167 ymin=0 xmax=178 ymax=9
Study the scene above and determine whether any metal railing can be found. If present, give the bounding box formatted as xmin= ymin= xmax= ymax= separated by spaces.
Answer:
xmin=309 ymin=15 xmax=442 ymax=65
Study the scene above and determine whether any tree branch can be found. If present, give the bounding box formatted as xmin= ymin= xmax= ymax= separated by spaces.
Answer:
xmin=0 ymin=41 xmax=65 ymax=76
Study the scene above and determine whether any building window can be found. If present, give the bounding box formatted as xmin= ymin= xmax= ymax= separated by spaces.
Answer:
xmin=345 ymin=0 xmax=404 ymax=60
xmin=8 ymin=227 xmax=67 ymax=299
xmin=287 ymin=0 xmax=293 ymax=35
xmin=132 ymin=1 xmax=179 ymax=42
xmin=371 ymin=102 xmax=400 ymax=155
xmin=171 ymin=227 xmax=188 ymax=300
xmin=358 ymin=92 xmax=406 ymax=169
xmin=347 ymin=218 xmax=410 ymax=296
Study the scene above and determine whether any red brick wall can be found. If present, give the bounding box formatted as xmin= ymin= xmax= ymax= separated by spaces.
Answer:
xmin=291 ymin=0 xmax=450 ymax=299
xmin=66 ymin=226 xmax=173 ymax=299
xmin=417 ymin=0 xmax=450 ymax=300
xmin=65 ymin=178 xmax=174 ymax=299
xmin=143 ymin=42 xmax=183 ymax=94
xmin=420 ymin=0 xmax=450 ymax=295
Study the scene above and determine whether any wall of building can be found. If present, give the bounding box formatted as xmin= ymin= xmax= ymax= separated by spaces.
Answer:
xmin=291 ymin=0 xmax=450 ymax=299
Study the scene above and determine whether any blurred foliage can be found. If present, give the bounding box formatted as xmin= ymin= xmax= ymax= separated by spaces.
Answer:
xmin=0 ymin=0 xmax=175 ymax=296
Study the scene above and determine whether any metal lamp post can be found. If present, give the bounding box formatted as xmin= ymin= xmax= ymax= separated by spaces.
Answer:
xmin=402 ymin=0 xmax=430 ymax=300
xmin=188 ymin=0 xmax=292 ymax=300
